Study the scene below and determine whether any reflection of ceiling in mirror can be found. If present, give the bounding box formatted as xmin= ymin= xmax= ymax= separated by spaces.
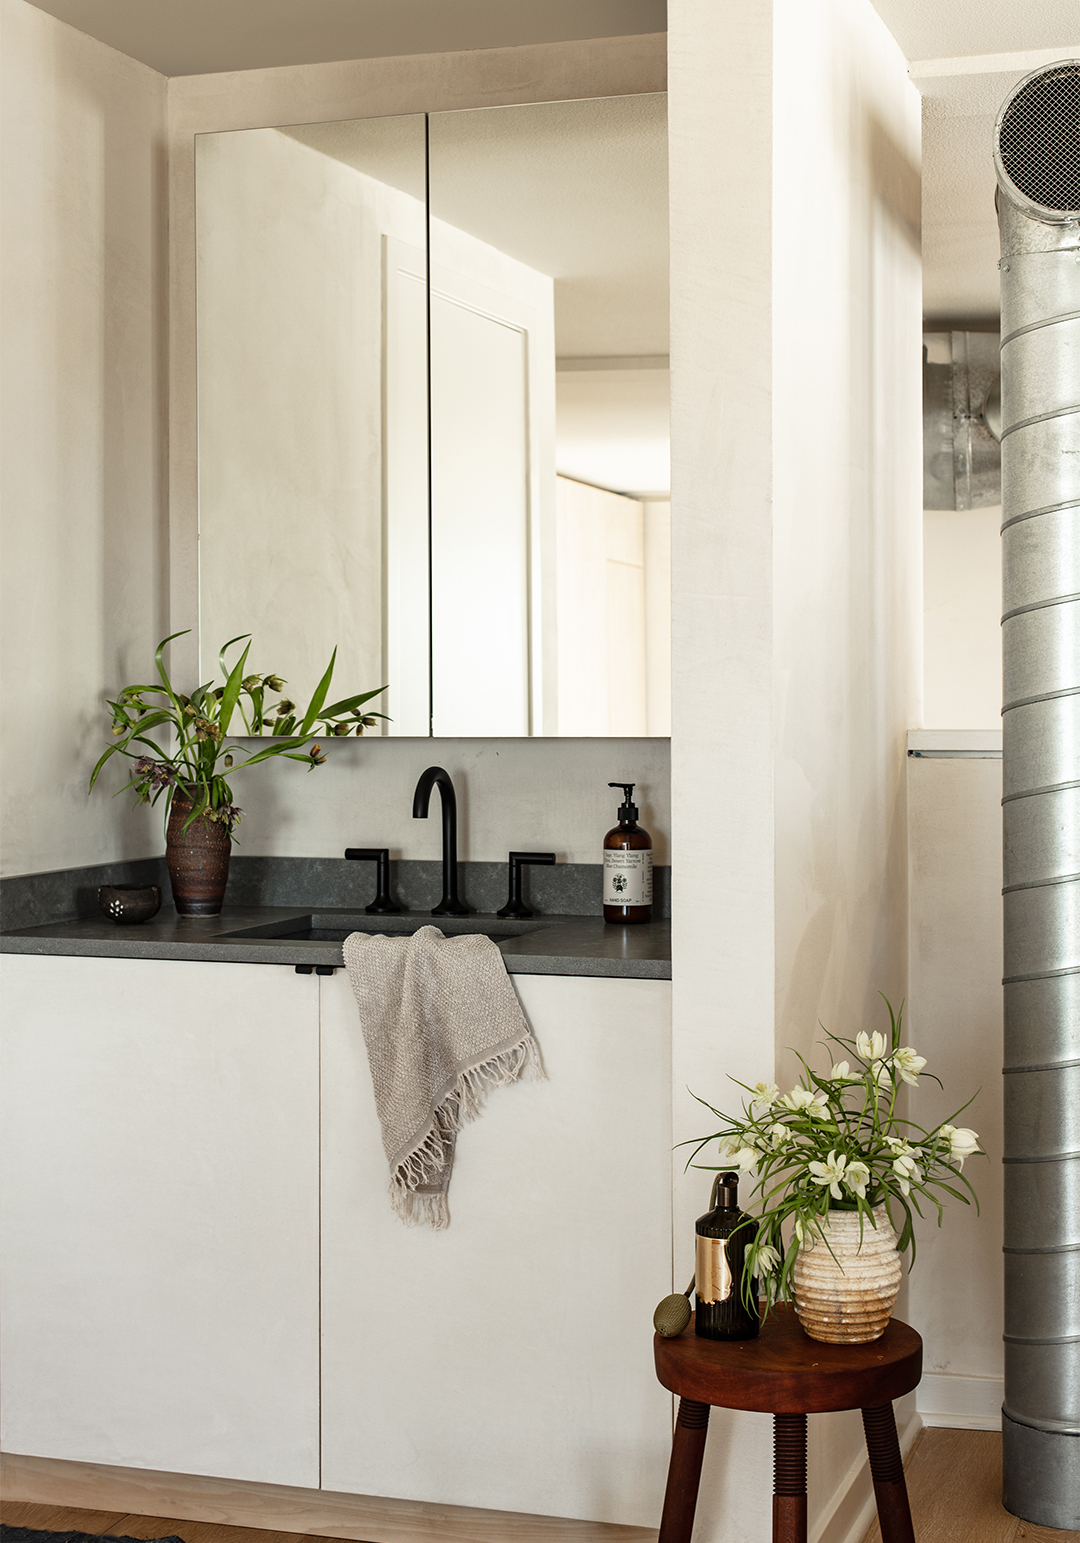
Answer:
xmin=556 ymin=363 xmax=670 ymax=500
xmin=279 ymin=116 xmax=426 ymax=202
xmin=429 ymin=95 xmax=668 ymax=358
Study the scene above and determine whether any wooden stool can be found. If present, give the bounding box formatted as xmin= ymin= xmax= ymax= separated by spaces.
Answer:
xmin=653 ymin=1304 xmax=922 ymax=1543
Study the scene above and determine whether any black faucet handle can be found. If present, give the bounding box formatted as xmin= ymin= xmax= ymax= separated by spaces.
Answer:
xmin=344 ymin=847 xmax=401 ymax=914
xmin=497 ymin=851 xmax=556 ymax=919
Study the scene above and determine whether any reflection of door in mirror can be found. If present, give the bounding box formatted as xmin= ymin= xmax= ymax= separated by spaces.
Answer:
xmin=428 ymin=94 xmax=670 ymax=736
xmin=196 ymin=115 xmax=427 ymax=729
xmin=196 ymin=96 xmax=669 ymax=737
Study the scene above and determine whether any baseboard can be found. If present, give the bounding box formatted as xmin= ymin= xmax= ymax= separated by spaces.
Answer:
xmin=0 ymin=1452 xmax=658 ymax=1543
xmin=808 ymin=1408 xmax=923 ymax=1543
xmin=916 ymin=1373 xmax=1004 ymax=1431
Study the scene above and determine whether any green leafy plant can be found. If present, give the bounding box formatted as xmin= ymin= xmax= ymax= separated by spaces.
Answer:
xmin=685 ymin=999 xmax=983 ymax=1312
xmin=89 ymin=631 xmax=388 ymax=838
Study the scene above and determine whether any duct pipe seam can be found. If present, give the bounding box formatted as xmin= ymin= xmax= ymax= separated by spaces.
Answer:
xmin=995 ymin=59 xmax=1080 ymax=1532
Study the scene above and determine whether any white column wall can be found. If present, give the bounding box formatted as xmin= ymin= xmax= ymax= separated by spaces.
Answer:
xmin=773 ymin=0 xmax=923 ymax=1523
xmin=670 ymin=1 xmax=922 ymax=1538
xmin=0 ymin=0 xmax=168 ymax=876
xmin=669 ymin=4 xmax=778 ymax=1536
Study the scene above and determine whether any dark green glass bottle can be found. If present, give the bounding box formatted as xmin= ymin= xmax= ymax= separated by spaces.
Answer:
xmin=694 ymin=1171 xmax=760 ymax=1340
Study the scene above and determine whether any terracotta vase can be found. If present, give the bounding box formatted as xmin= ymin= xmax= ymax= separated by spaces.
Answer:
xmin=791 ymin=1203 xmax=902 ymax=1344
xmin=166 ymin=796 xmax=231 ymax=916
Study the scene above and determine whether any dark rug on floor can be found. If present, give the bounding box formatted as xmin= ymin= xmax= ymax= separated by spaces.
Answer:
xmin=1 ymin=1528 xmax=184 ymax=1543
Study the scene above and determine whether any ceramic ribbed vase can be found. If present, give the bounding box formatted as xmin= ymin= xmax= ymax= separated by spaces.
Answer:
xmin=791 ymin=1203 xmax=902 ymax=1343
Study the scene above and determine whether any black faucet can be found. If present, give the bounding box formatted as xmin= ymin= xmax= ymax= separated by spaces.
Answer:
xmin=412 ymin=766 xmax=470 ymax=916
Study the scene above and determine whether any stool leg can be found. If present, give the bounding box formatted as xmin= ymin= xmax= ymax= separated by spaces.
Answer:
xmin=772 ymin=1412 xmax=808 ymax=1543
xmin=861 ymin=1404 xmax=915 ymax=1543
xmin=657 ymin=1397 xmax=710 ymax=1543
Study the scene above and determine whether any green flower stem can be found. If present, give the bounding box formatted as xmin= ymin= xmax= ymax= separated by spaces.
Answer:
xmin=90 ymin=632 xmax=389 ymax=841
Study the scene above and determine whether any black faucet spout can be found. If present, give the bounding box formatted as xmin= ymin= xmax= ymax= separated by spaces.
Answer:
xmin=412 ymin=766 xmax=470 ymax=916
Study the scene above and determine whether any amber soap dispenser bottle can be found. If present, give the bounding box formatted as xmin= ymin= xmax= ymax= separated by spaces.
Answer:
xmin=603 ymin=782 xmax=653 ymax=924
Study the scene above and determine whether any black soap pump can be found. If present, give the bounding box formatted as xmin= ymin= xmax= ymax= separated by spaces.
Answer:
xmin=602 ymin=782 xmax=653 ymax=924
xmin=694 ymin=1171 xmax=760 ymax=1341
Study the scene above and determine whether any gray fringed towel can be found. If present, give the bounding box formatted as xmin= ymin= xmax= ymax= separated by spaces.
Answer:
xmin=343 ymin=924 xmax=543 ymax=1228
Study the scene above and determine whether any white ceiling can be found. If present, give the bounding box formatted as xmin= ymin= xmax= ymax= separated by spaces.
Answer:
xmin=21 ymin=0 xmax=666 ymax=77
xmin=872 ymin=1 xmax=1080 ymax=63
xmin=916 ymin=48 xmax=1080 ymax=325
xmin=20 ymin=0 xmax=1079 ymax=78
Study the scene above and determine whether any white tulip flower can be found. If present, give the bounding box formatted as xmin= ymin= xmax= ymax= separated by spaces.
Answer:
xmin=856 ymin=1030 xmax=888 ymax=1061
xmin=749 ymin=1081 xmax=779 ymax=1116
xmin=891 ymin=1152 xmax=921 ymax=1196
xmin=755 ymin=1243 xmax=782 ymax=1276
xmin=845 ymin=1160 xmax=871 ymax=1199
xmin=830 ymin=1060 xmax=861 ymax=1082
xmin=731 ymin=1145 xmax=760 ymax=1172
xmin=780 ymin=1086 xmax=831 ymax=1118
xmin=793 ymin=1214 xmax=821 ymax=1245
xmin=890 ymin=1047 xmax=928 ymax=1086
xmin=939 ymin=1125 xmax=980 ymax=1167
xmin=766 ymin=1121 xmax=791 ymax=1148
xmin=808 ymin=1149 xmax=849 ymax=1200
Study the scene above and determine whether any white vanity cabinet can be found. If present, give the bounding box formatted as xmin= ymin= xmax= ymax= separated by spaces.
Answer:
xmin=318 ymin=969 xmax=674 ymax=1527
xmin=0 ymin=954 xmax=321 ymax=1486
xmin=1 ymin=954 xmax=672 ymax=1526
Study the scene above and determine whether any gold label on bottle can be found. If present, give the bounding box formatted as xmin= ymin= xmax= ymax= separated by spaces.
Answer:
xmin=696 ymin=1233 xmax=733 ymax=1304
xmin=603 ymin=849 xmax=653 ymax=906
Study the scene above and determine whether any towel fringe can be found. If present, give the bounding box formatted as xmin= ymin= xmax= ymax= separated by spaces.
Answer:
xmin=389 ymin=1031 xmax=544 ymax=1227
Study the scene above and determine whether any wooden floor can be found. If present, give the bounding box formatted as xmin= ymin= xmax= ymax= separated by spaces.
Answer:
xmin=861 ymin=1428 xmax=1080 ymax=1543
xmin=0 ymin=1503 xmax=359 ymax=1543
xmin=3 ymin=1432 xmax=1078 ymax=1543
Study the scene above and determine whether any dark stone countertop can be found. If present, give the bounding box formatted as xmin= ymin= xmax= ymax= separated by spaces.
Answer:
xmin=0 ymin=905 xmax=672 ymax=980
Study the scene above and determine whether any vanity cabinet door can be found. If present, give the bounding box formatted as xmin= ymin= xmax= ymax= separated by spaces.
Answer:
xmin=319 ymin=970 xmax=673 ymax=1527
xmin=0 ymin=955 xmax=320 ymax=1486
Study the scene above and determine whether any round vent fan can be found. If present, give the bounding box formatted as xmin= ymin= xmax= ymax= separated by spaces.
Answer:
xmin=994 ymin=61 xmax=1080 ymax=222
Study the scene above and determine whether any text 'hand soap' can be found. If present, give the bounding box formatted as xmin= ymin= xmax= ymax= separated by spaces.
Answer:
xmin=603 ymin=782 xmax=652 ymax=924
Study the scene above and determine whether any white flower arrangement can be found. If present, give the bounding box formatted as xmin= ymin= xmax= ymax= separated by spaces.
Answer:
xmin=686 ymin=999 xmax=983 ymax=1312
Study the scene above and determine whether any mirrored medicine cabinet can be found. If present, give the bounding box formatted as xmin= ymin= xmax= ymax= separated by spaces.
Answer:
xmin=195 ymin=93 xmax=670 ymax=737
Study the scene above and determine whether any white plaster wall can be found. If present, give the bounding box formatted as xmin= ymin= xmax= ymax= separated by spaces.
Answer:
xmin=906 ymin=758 xmax=1004 ymax=1427
xmin=772 ymin=0 xmax=923 ymax=1524
xmin=222 ymin=734 xmax=669 ymax=864
xmin=923 ymin=505 xmax=1002 ymax=729
xmin=669 ymin=3 xmax=779 ymax=1536
xmin=670 ymin=0 xmax=922 ymax=1538
xmin=0 ymin=0 xmax=167 ymax=877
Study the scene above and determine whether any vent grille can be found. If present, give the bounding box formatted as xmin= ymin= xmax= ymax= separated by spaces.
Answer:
xmin=996 ymin=62 xmax=1080 ymax=217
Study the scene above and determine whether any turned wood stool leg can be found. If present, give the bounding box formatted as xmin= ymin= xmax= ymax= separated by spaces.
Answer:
xmin=772 ymin=1413 xmax=808 ymax=1543
xmin=657 ymin=1397 xmax=711 ymax=1543
xmin=861 ymin=1404 xmax=915 ymax=1543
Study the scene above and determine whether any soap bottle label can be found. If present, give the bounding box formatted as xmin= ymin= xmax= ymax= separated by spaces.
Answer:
xmin=603 ymin=849 xmax=653 ymax=905
xmin=696 ymin=1234 xmax=733 ymax=1304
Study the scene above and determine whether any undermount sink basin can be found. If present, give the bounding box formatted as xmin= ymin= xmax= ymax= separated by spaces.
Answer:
xmin=268 ymin=924 xmax=519 ymax=945
xmin=222 ymin=914 xmax=545 ymax=946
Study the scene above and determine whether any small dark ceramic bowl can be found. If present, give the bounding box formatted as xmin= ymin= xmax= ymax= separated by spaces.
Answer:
xmin=98 ymin=884 xmax=162 ymax=925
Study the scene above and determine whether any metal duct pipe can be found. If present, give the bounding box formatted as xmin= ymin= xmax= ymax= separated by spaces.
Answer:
xmin=994 ymin=60 xmax=1080 ymax=1530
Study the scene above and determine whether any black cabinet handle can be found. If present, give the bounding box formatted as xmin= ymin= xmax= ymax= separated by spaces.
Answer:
xmin=497 ymin=851 xmax=555 ymax=919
